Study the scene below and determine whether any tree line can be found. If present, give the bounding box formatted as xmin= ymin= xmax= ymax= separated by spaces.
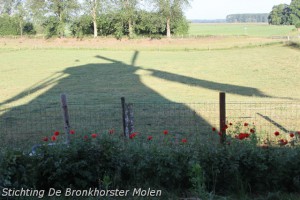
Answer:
xmin=268 ymin=0 xmax=300 ymax=28
xmin=226 ymin=14 xmax=269 ymax=23
xmin=0 ymin=0 xmax=191 ymax=39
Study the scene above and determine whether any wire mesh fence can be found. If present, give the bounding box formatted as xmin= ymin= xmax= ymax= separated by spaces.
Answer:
xmin=0 ymin=99 xmax=299 ymax=149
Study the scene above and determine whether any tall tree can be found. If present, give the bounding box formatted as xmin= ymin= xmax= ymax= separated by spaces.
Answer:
xmin=0 ymin=0 xmax=15 ymax=15
xmin=152 ymin=0 xmax=190 ymax=38
xmin=268 ymin=4 xmax=290 ymax=25
xmin=82 ymin=0 xmax=102 ymax=38
xmin=290 ymin=0 xmax=300 ymax=25
xmin=48 ymin=0 xmax=79 ymax=37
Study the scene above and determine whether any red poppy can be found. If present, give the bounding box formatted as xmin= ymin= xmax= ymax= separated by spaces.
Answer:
xmin=250 ymin=129 xmax=255 ymax=133
xmin=163 ymin=130 xmax=168 ymax=135
xmin=290 ymin=133 xmax=294 ymax=138
xmin=54 ymin=131 xmax=59 ymax=136
xmin=109 ymin=129 xmax=115 ymax=134
xmin=181 ymin=138 xmax=187 ymax=143
xmin=70 ymin=130 xmax=75 ymax=135
xmin=218 ymin=132 xmax=222 ymax=136
xmin=84 ymin=135 xmax=89 ymax=140
xmin=43 ymin=137 xmax=48 ymax=142
xmin=244 ymin=123 xmax=249 ymax=127
xmin=297 ymin=131 xmax=300 ymax=135
xmin=238 ymin=133 xmax=249 ymax=140
xmin=91 ymin=133 xmax=97 ymax=138
xmin=224 ymin=124 xmax=228 ymax=130
xmin=212 ymin=127 xmax=216 ymax=131
xmin=51 ymin=136 xmax=57 ymax=141
xmin=274 ymin=131 xmax=280 ymax=136
xmin=147 ymin=136 xmax=153 ymax=141
xmin=129 ymin=132 xmax=137 ymax=139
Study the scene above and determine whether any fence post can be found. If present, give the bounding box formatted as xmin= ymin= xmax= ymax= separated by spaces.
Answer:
xmin=121 ymin=97 xmax=128 ymax=138
xmin=127 ymin=103 xmax=135 ymax=135
xmin=219 ymin=92 xmax=226 ymax=144
xmin=61 ymin=94 xmax=70 ymax=144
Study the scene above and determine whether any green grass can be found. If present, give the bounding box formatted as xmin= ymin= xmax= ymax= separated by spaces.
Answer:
xmin=189 ymin=23 xmax=297 ymax=37
xmin=0 ymin=37 xmax=299 ymax=147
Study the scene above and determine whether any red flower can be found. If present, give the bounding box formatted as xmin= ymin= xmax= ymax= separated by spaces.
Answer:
xmin=91 ymin=133 xmax=97 ymax=138
xmin=51 ymin=136 xmax=57 ymax=141
xmin=43 ymin=137 xmax=48 ymax=142
xmin=129 ymin=132 xmax=137 ymax=139
xmin=163 ymin=130 xmax=168 ymax=135
xmin=212 ymin=127 xmax=216 ymax=131
xmin=250 ymin=129 xmax=255 ymax=133
xmin=274 ymin=131 xmax=280 ymax=136
xmin=109 ymin=129 xmax=115 ymax=134
xmin=244 ymin=123 xmax=249 ymax=127
xmin=238 ymin=133 xmax=250 ymax=140
xmin=223 ymin=124 xmax=228 ymax=130
xmin=54 ymin=131 xmax=59 ymax=136
xmin=218 ymin=132 xmax=222 ymax=136
xmin=147 ymin=136 xmax=153 ymax=141
xmin=181 ymin=138 xmax=187 ymax=143
xmin=84 ymin=135 xmax=89 ymax=140
xmin=297 ymin=131 xmax=300 ymax=135
xmin=70 ymin=130 xmax=75 ymax=135
xmin=290 ymin=133 xmax=294 ymax=138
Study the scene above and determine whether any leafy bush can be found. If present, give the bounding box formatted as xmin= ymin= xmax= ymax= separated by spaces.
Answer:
xmin=0 ymin=14 xmax=19 ymax=36
xmin=1 ymin=128 xmax=300 ymax=198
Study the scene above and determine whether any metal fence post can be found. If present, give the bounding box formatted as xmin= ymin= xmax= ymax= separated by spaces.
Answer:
xmin=61 ymin=94 xmax=70 ymax=144
xmin=219 ymin=92 xmax=226 ymax=144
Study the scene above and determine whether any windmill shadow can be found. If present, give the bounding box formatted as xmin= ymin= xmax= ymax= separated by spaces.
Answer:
xmin=0 ymin=51 xmax=275 ymax=148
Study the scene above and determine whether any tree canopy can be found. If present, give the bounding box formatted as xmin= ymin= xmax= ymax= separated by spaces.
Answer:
xmin=0 ymin=0 xmax=190 ymax=38
xmin=269 ymin=0 xmax=300 ymax=26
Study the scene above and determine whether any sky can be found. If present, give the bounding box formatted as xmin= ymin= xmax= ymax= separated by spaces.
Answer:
xmin=185 ymin=0 xmax=291 ymax=20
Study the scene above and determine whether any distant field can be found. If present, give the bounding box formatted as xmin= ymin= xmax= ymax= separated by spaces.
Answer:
xmin=189 ymin=23 xmax=296 ymax=37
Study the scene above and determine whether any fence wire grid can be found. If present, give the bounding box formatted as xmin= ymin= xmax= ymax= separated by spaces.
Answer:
xmin=0 ymin=101 xmax=299 ymax=148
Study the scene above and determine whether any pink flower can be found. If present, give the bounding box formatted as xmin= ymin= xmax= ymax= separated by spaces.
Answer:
xmin=70 ymin=130 xmax=75 ymax=135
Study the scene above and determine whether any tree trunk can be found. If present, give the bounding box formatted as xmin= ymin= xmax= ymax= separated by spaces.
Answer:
xmin=166 ymin=17 xmax=171 ymax=38
xmin=92 ymin=0 xmax=98 ymax=38
xmin=128 ymin=18 xmax=133 ymax=38
xmin=19 ymin=21 xmax=23 ymax=37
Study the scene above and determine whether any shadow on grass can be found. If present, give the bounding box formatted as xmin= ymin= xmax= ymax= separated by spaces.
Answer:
xmin=0 ymin=51 xmax=274 ymax=148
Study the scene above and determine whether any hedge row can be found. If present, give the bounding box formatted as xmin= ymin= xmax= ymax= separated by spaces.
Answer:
xmin=0 ymin=132 xmax=300 ymax=198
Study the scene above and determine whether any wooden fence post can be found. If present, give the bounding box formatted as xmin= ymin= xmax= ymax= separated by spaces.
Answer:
xmin=219 ymin=92 xmax=226 ymax=144
xmin=121 ymin=97 xmax=128 ymax=138
xmin=127 ymin=103 xmax=135 ymax=135
xmin=121 ymin=97 xmax=135 ymax=138
xmin=61 ymin=94 xmax=70 ymax=144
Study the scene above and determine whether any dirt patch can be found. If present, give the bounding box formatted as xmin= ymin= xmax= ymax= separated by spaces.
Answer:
xmin=0 ymin=36 xmax=282 ymax=51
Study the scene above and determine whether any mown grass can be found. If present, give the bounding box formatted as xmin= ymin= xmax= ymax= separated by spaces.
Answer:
xmin=189 ymin=23 xmax=297 ymax=37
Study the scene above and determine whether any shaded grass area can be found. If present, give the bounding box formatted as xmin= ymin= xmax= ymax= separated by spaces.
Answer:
xmin=0 ymin=44 xmax=299 ymax=147
xmin=189 ymin=23 xmax=296 ymax=37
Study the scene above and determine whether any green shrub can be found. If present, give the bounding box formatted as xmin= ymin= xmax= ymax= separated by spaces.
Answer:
xmin=0 ymin=129 xmax=300 ymax=198
xmin=0 ymin=14 xmax=19 ymax=36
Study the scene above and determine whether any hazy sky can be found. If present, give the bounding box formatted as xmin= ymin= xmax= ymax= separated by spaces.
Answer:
xmin=185 ymin=0 xmax=291 ymax=19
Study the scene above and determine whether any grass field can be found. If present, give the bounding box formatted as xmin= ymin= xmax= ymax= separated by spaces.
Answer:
xmin=0 ymin=24 xmax=300 ymax=147
xmin=189 ymin=23 xmax=297 ymax=37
